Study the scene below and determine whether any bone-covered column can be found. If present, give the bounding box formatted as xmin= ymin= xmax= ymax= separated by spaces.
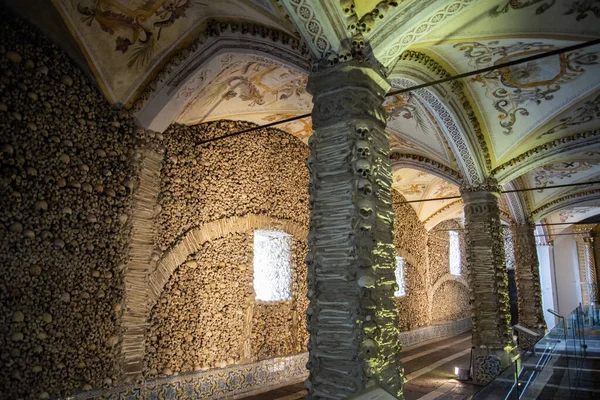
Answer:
xmin=512 ymin=223 xmax=546 ymax=329
xmin=584 ymin=237 xmax=599 ymax=304
xmin=305 ymin=61 xmax=403 ymax=399
xmin=461 ymin=182 xmax=515 ymax=385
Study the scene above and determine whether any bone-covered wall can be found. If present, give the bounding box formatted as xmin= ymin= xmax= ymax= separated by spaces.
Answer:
xmin=392 ymin=190 xmax=430 ymax=330
xmin=145 ymin=122 xmax=310 ymax=378
xmin=428 ymin=220 xmax=470 ymax=324
xmin=0 ymin=9 xmax=140 ymax=399
xmin=154 ymin=122 xmax=309 ymax=248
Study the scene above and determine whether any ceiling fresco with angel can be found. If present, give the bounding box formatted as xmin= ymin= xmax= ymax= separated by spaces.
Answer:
xmin=177 ymin=57 xmax=311 ymax=126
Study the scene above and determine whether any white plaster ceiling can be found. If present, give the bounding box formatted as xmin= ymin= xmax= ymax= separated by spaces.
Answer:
xmin=386 ymin=91 xmax=454 ymax=166
xmin=545 ymin=206 xmax=600 ymax=235
xmin=172 ymin=54 xmax=457 ymax=166
xmin=523 ymin=161 xmax=600 ymax=209
xmin=412 ymin=0 xmax=600 ymax=46
xmin=534 ymin=91 xmax=600 ymax=142
xmin=392 ymin=168 xmax=461 ymax=224
xmin=397 ymin=0 xmax=600 ymax=228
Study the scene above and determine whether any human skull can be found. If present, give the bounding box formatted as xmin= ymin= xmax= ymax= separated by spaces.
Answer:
xmin=352 ymin=34 xmax=365 ymax=50
xmin=326 ymin=52 xmax=339 ymax=66
xmin=374 ymin=2 xmax=389 ymax=19
xmin=362 ymin=338 xmax=377 ymax=357
xmin=356 ymin=126 xmax=370 ymax=139
xmin=347 ymin=15 xmax=359 ymax=32
xmin=357 ymin=179 xmax=372 ymax=195
xmin=358 ymin=221 xmax=372 ymax=232
xmin=340 ymin=0 xmax=355 ymax=15
xmin=355 ymin=159 xmax=371 ymax=178
xmin=360 ymin=14 xmax=375 ymax=33
xmin=358 ymin=198 xmax=374 ymax=219
xmin=338 ymin=49 xmax=352 ymax=63
xmin=356 ymin=140 xmax=371 ymax=158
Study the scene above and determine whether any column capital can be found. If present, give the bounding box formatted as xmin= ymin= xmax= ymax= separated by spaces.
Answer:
xmin=307 ymin=61 xmax=390 ymax=129
xmin=460 ymin=178 xmax=502 ymax=195
xmin=584 ymin=236 xmax=594 ymax=244
xmin=307 ymin=60 xmax=390 ymax=96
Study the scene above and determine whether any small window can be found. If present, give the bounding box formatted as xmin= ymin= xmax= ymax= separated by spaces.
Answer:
xmin=449 ymin=231 xmax=461 ymax=276
xmin=394 ymin=256 xmax=406 ymax=297
xmin=253 ymin=230 xmax=292 ymax=302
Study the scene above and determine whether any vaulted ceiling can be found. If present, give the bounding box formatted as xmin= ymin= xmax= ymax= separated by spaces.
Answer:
xmin=9 ymin=0 xmax=600 ymax=237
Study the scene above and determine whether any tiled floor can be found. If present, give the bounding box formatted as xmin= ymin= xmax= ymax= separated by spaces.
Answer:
xmin=240 ymin=332 xmax=480 ymax=400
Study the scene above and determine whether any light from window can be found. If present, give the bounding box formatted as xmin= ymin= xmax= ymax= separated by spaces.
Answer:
xmin=253 ymin=230 xmax=292 ymax=302
xmin=449 ymin=231 xmax=461 ymax=276
xmin=394 ymin=256 xmax=406 ymax=297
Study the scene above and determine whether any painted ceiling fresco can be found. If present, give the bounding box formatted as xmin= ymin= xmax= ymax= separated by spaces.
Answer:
xmin=174 ymin=55 xmax=456 ymax=160
xmin=385 ymin=89 xmax=454 ymax=166
xmin=52 ymin=0 xmax=291 ymax=104
xmin=545 ymin=206 xmax=600 ymax=235
xmin=534 ymin=90 xmax=600 ymax=142
xmin=426 ymin=39 xmax=600 ymax=164
xmin=176 ymin=56 xmax=312 ymax=128
xmin=392 ymin=168 xmax=461 ymax=224
xmin=523 ymin=161 xmax=600 ymax=208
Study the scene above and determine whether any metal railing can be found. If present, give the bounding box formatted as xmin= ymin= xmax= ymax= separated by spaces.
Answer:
xmin=472 ymin=304 xmax=598 ymax=399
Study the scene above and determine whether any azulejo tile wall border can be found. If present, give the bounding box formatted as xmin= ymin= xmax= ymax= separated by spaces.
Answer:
xmin=400 ymin=318 xmax=472 ymax=348
xmin=67 ymin=353 xmax=309 ymax=400
xmin=67 ymin=319 xmax=471 ymax=399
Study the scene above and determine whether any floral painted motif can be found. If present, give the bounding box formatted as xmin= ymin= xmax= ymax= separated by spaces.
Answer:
xmin=533 ymin=161 xmax=597 ymax=190
xmin=187 ymin=61 xmax=308 ymax=112
xmin=398 ymin=183 xmax=428 ymax=196
xmin=385 ymin=93 xmax=431 ymax=134
xmin=538 ymin=94 xmax=600 ymax=138
xmin=558 ymin=207 xmax=592 ymax=222
xmin=432 ymin=183 xmax=459 ymax=199
xmin=490 ymin=0 xmax=600 ymax=20
xmin=76 ymin=0 xmax=206 ymax=69
xmin=262 ymin=114 xmax=313 ymax=142
xmin=455 ymin=41 xmax=598 ymax=134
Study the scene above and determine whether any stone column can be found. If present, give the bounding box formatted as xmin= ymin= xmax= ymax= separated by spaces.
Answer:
xmin=512 ymin=223 xmax=547 ymax=349
xmin=583 ymin=237 xmax=599 ymax=304
xmin=305 ymin=61 xmax=403 ymax=399
xmin=461 ymin=182 xmax=516 ymax=385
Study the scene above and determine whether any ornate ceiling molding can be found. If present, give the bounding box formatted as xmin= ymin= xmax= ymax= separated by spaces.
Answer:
xmin=390 ymin=152 xmax=463 ymax=186
xmin=379 ymin=0 xmax=477 ymax=69
xmin=423 ymin=199 xmax=464 ymax=230
xmin=389 ymin=76 xmax=486 ymax=184
xmin=131 ymin=20 xmax=312 ymax=132
xmin=532 ymin=189 xmax=600 ymax=221
xmin=501 ymin=181 xmax=529 ymax=225
xmin=393 ymin=51 xmax=492 ymax=177
xmin=276 ymin=0 xmax=347 ymax=57
xmin=492 ymin=129 xmax=600 ymax=184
